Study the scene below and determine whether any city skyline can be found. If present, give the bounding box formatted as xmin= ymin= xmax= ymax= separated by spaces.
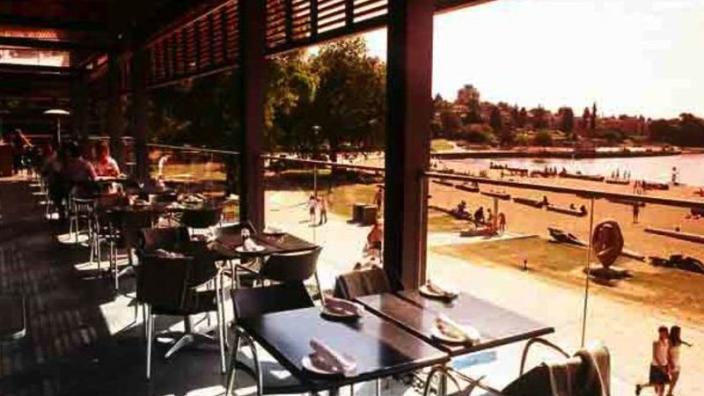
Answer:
xmin=361 ymin=0 xmax=704 ymax=119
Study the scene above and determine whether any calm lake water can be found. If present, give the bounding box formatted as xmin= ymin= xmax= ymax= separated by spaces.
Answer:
xmin=448 ymin=153 xmax=704 ymax=186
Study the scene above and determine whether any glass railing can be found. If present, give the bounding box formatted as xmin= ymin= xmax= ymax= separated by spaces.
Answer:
xmin=423 ymin=160 xmax=704 ymax=394
xmin=263 ymin=154 xmax=385 ymax=292
xmin=146 ymin=143 xmax=240 ymax=222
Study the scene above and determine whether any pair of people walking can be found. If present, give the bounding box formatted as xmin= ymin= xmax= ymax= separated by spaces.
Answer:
xmin=636 ymin=325 xmax=691 ymax=396
xmin=308 ymin=194 xmax=329 ymax=226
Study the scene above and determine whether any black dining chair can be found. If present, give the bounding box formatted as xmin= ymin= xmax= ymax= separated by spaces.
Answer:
xmin=137 ymin=254 xmax=227 ymax=379
xmin=180 ymin=205 xmax=223 ymax=238
xmin=110 ymin=209 xmax=154 ymax=290
xmin=214 ymin=221 xmax=257 ymax=288
xmin=226 ymin=283 xmax=315 ymax=395
xmin=333 ymin=265 xmax=392 ymax=300
xmin=258 ymin=247 xmax=324 ymax=302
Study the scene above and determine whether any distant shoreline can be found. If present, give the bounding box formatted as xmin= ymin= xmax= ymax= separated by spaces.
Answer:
xmin=430 ymin=147 xmax=703 ymax=160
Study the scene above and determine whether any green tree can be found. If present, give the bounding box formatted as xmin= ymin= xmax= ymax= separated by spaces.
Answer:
xmin=534 ymin=130 xmax=553 ymax=146
xmin=558 ymin=107 xmax=575 ymax=135
xmin=307 ymin=38 xmax=386 ymax=161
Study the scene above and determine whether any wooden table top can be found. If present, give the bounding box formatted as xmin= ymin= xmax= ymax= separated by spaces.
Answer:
xmin=357 ymin=291 xmax=553 ymax=357
xmin=213 ymin=232 xmax=318 ymax=257
xmin=0 ymin=295 xmax=26 ymax=341
xmin=239 ymin=306 xmax=449 ymax=391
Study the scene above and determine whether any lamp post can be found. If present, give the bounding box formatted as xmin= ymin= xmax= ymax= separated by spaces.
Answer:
xmin=43 ymin=109 xmax=70 ymax=146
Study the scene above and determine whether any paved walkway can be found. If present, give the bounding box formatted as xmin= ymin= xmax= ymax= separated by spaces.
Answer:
xmin=267 ymin=196 xmax=703 ymax=395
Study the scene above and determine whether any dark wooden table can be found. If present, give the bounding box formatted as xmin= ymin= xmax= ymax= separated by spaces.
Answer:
xmin=239 ymin=306 xmax=450 ymax=392
xmin=356 ymin=291 xmax=554 ymax=357
xmin=213 ymin=232 xmax=318 ymax=258
xmin=0 ymin=295 xmax=26 ymax=341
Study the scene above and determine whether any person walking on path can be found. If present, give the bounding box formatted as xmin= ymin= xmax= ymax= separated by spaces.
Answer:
xmin=318 ymin=195 xmax=328 ymax=225
xmin=667 ymin=325 xmax=692 ymax=396
xmin=636 ymin=326 xmax=671 ymax=396
xmin=308 ymin=194 xmax=317 ymax=224
xmin=633 ymin=203 xmax=641 ymax=224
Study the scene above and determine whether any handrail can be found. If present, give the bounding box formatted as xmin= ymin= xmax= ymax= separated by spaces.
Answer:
xmin=147 ymin=143 xmax=240 ymax=156
xmin=262 ymin=154 xmax=385 ymax=173
xmin=423 ymin=170 xmax=704 ymax=210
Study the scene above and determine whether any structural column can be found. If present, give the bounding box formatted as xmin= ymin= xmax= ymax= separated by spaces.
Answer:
xmin=384 ymin=0 xmax=434 ymax=289
xmin=71 ymin=71 xmax=89 ymax=138
xmin=237 ymin=0 xmax=266 ymax=231
xmin=106 ymin=52 xmax=125 ymax=167
xmin=131 ymin=48 xmax=149 ymax=181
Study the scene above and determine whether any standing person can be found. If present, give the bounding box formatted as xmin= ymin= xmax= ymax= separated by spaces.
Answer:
xmin=498 ymin=212 xmax=507 ymax=234
xmin=308 ymin=195 xmax=317 ymax=224
xmin=671 ymin=167 xmax=679 ymax=185
xmin=633 ymin=203 xmax=641 ymax=224
xmin=667 ymin=325 xmax=692 ymax=396
xmin=637 ymin=326 xmax=670 ymax=396
xmin=373 ymin=185 xmax=383 ymax=210
xmin=318 ymin=195 xmax=328 ymax=225
xmin=8 ymin=129 xmax=32 ymax=175
xmin=365 ymin=218 xmax=383 ymax=257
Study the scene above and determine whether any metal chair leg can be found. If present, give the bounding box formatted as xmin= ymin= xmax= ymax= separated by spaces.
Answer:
xmin=146 ymin=305 xmax=153 ymax=380
xmin=226 ymin=329 xmax=241 ymax=395
xmin=216 ymin=274 xmax=227 ymax=374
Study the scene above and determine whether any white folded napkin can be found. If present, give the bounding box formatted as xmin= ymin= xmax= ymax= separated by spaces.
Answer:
xmin=243 ymin=238 xmax=261 ymax=252
xmin=309 ymin=338 xmax=357 ymax=377
xmin=324 ymin=297 xmax=362 ymax=317
xmin=434 ymin=314 xmax=479 ymax=343
xmin=426 ymin=279 xmax=458 ymax=298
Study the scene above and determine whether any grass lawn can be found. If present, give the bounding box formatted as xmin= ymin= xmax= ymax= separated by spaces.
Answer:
xmin=432 ymin=237 xmax=704 ymax=323
xmin=431 ymin=139 xmax=455 ymax=152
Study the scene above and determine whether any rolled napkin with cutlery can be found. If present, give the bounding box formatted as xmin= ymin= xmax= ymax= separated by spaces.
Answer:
xmin=426 ymin=279 xmax=459 ymax=299
xmin=434 ymin=314 xmax=480 ymax=344
xmin=309 ymin=338 xmax=357 ymax=377
xmin=323 ymin=296 xmax=363 ymax=317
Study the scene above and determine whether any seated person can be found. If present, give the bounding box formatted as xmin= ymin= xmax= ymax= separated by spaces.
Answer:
xmin=474 ymin=206 xmax=485 ymax=224
xmin=94 ymin=141 xmax=121 ymax=177
xmin=580 ymin=205 xmax=588 ymax=214
xmin=63 ymin=141 xmax=97 ymax=196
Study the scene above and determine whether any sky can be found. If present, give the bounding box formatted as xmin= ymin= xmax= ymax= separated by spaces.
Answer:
xmin=361 ymin=0 xmax=704 ymax=119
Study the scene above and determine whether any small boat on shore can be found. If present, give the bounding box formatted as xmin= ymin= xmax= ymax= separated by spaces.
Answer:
xmin=607 ymin=198 xmax=646 ymax=207
xmin=605 ymin=178 xmax=630 ymax=185
xmin=560 ymin=172 xmax=605 ymax=182
xmin=642 ymin=181 xmax=669 ymax=191
xmin=456 ymin=183 xmax=480 ymax=193
xmin=513 ymin=196 xmax=546 ymax=208
xmin=481 ymin=190 xmax=511 ymax=200
xmin=432 ymin=179 xmax=454 ymax=187
xmin=547 ymin=204 xmax=588 ymax=217
xmin=645 ymin=227 xmax=704 ymax=244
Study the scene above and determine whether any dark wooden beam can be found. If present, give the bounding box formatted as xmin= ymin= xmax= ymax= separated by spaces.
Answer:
xmin=383 ymin=0 xmax=434 ymax=290
xmin=131 ymin=47 xmax=150 ymax=181
xmin=0 ymin=64 xmax=77 ymax=77
xmin=0 ymin=36 xmax=111 ymax=51
xmin=0 ymin=14 xmax=107 ymax=32
xmin=106 ymin=52 xmax=125 ymax=167
xmin=238 ymin=0 xmax=266 ymax=231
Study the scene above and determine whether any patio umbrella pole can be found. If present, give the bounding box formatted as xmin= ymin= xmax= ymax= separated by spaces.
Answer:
xmin=580 ymin=197 xmax=596 ymax=347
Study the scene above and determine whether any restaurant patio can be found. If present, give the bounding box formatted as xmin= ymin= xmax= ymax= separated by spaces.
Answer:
xmin=2 ymin=1 xmax=703 ymax=395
